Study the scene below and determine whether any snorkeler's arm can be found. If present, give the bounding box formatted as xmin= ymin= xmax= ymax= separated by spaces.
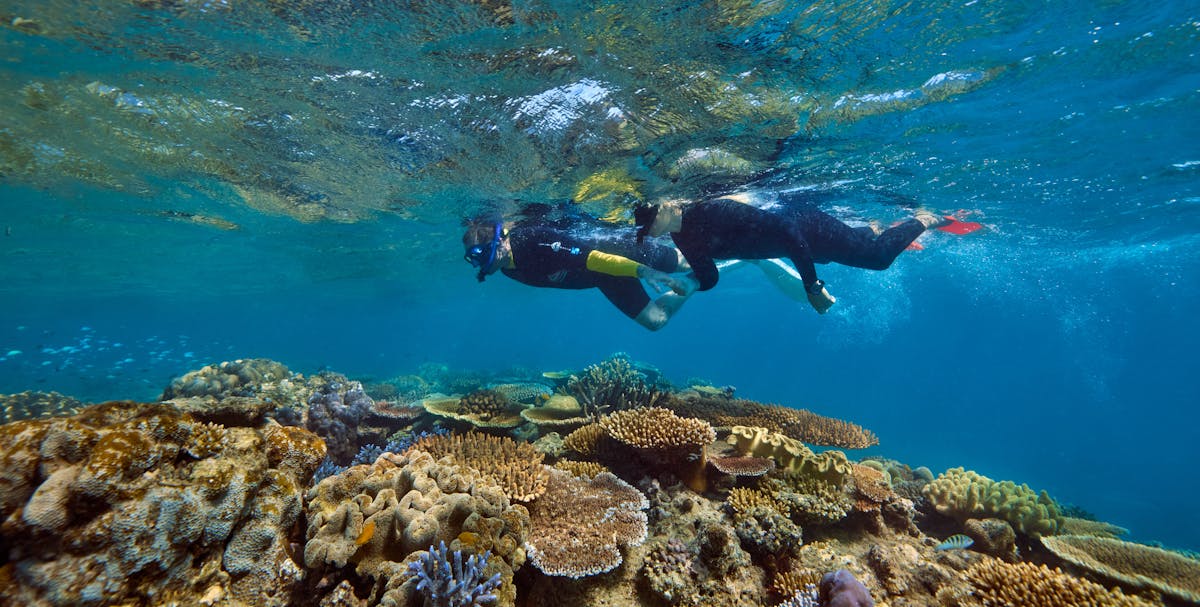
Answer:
xmin=689 ymin=255 xmax=720 ymax=291
xmin=587 ymin=250 xmax=693 ymax=295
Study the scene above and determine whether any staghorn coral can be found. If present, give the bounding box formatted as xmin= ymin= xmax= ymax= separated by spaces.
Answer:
xmin=964 ymin=559 xmax=1162 ymax=607
xmin=409 ymin=432 xmax=549 ymax=503
xmin=422 ymin=393 xmax=523 ymax=429
xmin=566 ymin=354 xmax=666 ymax=419
xmin=924 ymin=467 xmax=1062 ymax=537
xmin=1040 ymin=534 xmax=1200 ymax=604
xmin=304 ymin=449 xmax=529 ymax=607
xmin=663 ymin=394 xmax=878 ymax=449
xmin=0 ymin=401 xmax=323 ymax=607
xmin=0 ymin=390 xmax=85 ymax=424
xmin=406 ymin=540 xmax=502 ymax=607
xmin=523 ymin=467 xmax=649 ymax=578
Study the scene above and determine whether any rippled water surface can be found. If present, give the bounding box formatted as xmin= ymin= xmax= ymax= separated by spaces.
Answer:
xmin=1 ymin=1 xmax=1198 ymax=549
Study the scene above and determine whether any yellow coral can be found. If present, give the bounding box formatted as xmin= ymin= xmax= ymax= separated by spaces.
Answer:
xmin=965 ymin=559 xmax=1162 ymax=607
xmin=412 ymin=432 xmax=549 ymax=502
xmin=599 ymin=407 xmax=715 ymax=452
xmin=563 ymin=423 xmax=606 ymax=456
xmin=924 ymin=467 xmax=1062 ymax=537
xmin=553 ymin=460 xmax=609 ymax=478
xmin=726 ymin=426 xmax=850 ymax=485
xmin=1040 ymin=535 xmax=1200 ymax=604
xmin=726 ymin=487 xmax=790 ymax=520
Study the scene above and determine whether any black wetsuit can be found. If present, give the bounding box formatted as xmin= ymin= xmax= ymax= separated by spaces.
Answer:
xmin=502 ymin=226 xmax=682 ymax=318
xmin=670 ymin=198 xmax=926 ymax=291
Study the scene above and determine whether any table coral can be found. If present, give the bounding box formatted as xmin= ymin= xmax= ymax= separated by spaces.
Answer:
xmin=923 ymin=467 xmax=1062 ymax=537
xmin=1040 ymin=534 xmax=1200 ymax=604
xmin=523 ymin=467 xmax=649 ymax=578
xmin=965 ymin=559 xmax=1162 ymax=607
xmin=664 ymin=394 xmax=878 ymax=449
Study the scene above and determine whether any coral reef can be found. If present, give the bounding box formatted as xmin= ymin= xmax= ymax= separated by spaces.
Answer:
xmin=923 ymin=466 xmax=1062 ymax=537
xmin=0 ymin=390 xmax=85 ymax=424
xmin=1040 ymin=535 xmax=1200 ymax=604
xmin=963 ymin=559 xmax=1162 ymax=607
xmin=523 ymin=468 xmax=648 ymax=578
xmin=2 ymin=356 xmax=1185 ymax=607
xmin=0 ymin=400 xmax=324 ymax=607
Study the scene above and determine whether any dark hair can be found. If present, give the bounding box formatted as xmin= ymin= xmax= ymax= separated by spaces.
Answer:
xmin=633 ymin=202 xmax=660 ymax=244
xmin=463 ymin=215 xmax=502 ymax=249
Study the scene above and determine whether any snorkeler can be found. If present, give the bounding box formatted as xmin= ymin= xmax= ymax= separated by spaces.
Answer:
xmin=634 ymin=193 xmax=974 ymax=314
xmin=463 ymin=215 xmax=699 ymax=331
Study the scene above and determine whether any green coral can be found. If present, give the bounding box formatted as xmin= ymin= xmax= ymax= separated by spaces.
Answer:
xmin=924 ymin=467 xmax=1063 ymax=537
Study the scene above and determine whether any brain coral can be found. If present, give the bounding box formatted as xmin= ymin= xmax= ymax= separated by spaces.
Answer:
xmin=923 ymin=467 xmax=1062 ymax=537
xmin=523 ymin=467 xmax=649 ymax=578
xmin=1040 ymin=535 xmax=1200 ymax=604
xmin=410 ymin=431 xmax=550 ymax=502
xmin=0 ymin=400 xmax=323 ymax=607
xmin=304 ymin=449 xmax=529 ymax=607
xmin=965 ymin=559 xmax=1161 ymax=607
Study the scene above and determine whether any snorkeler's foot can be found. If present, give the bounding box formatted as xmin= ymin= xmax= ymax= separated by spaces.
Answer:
xmin=915 ymin=210 xmax=952 ymax=229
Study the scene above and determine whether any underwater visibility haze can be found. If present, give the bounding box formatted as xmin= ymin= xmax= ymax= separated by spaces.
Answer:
xmin=1 ymin=1 xmax=1199 ymax=605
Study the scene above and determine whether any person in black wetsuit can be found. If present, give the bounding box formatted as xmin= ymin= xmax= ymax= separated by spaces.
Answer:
xmin=634 ymin=194 xmax=950 ymax=314
xmin=463 ymin=215 xmax=699 ymax=330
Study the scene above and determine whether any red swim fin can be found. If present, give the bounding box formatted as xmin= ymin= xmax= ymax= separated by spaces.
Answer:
xmin=905 ymin=241 xmax=925 ymax=251
xmin=936 ymin=215 xmax=983 ymax=235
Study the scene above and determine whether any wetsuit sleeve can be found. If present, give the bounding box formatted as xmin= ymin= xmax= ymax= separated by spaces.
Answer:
xmin=690 ymin=255 xmax=719 ymax=291
xmin=784 ymin=226 xmax=819 ymax=287
xmin=585 ymin=250 xmax=642 ymax=277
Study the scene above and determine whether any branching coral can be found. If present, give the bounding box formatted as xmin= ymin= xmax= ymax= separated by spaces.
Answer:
xmin=566 ymin=354 xmax=666 ymax=419
xmin=1040 ymin=535 xmax=1200 ymax=604
xmin=923 ymin=467 xmax=1062 ymax=537
xmin=965 ymin=559 xmax=1162 ymax=607
xmin=410 ymin=432 xmax=549 ymax=503
xmin=599 ymin=407 xmax=716 ymax=452
xmin=523 ymin=467 xmax=649 ymax=578
xmin=407 ymin=540 xmax=502 ymax=607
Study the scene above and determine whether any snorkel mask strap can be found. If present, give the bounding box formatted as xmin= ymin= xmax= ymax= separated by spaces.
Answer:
xmin=476 ymin=222 xmax=504 ymax=282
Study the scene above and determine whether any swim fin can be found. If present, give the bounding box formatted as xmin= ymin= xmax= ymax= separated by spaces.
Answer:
xmin=936 ymin=215 xmax=983 ymax=235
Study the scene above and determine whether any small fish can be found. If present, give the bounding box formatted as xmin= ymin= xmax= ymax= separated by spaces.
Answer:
xmin=935 ymin=534 xmax=974 ymax=551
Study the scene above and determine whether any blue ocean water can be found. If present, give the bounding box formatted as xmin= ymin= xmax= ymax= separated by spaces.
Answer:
xmin=1 ymin=0 xmax=1198 ymax=554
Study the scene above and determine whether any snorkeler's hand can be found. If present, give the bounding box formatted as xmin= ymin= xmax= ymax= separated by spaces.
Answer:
xmin=806 ymin=281 xmax=836 ymax=314
xmin=639 ymin=267 xmax=695 ymax=296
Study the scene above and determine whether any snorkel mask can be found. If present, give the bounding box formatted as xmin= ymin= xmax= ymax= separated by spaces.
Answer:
xmin=465 ymin=222 xmax=503 ymax=282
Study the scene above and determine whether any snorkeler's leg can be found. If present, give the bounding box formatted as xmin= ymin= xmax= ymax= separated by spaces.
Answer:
xmin=633 ymin=292 xmax=690 ymax=331
xmin=746 ymin=259 xmax=810 ymax=302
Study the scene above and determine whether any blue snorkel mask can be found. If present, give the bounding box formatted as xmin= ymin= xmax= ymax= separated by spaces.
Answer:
xmin=465 ymin=222 xmax=503 ymax=282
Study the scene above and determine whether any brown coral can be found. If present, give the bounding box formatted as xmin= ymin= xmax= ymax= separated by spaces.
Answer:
xmin=726 ymin=486 xmax=790 ymax=520
xmin=850 ymin=463 xmax=893 ymax=503
xmin=599 ymin=407 xmax=715 ymax=452
xmin=520 ymin=394 xmax=589 ymax=428
xmin=409 ymin=432 xmax=549 ymax=502
xmin=562 ymin=423 xmax=607 ymax=457
xmin=1040 ymin=534 xmax=1200 ymax=604
xmin=664 ymin=394 xmax=878 ymax=449
xmin=965 ymin=559 xmax=1162 ymax=607
xmin=710 ymin=455 xmax=775 ymax=477
xmin=0 ymin=390 xmax=85 ymax=424
xmin=523 ymin=467 xmax=648 ymax=578
xmin=553 ymin=460 xmax=609 ymax=478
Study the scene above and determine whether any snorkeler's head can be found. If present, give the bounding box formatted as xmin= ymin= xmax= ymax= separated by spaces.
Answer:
xmin=633 ymin=202 xmax=660 ymax=245
xmin=463 ymin=215 xmax=505 ymax=282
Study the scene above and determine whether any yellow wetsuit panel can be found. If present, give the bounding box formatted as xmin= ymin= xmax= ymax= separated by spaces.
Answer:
xmin=585 ymin=250 xmax=641 ymax=277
